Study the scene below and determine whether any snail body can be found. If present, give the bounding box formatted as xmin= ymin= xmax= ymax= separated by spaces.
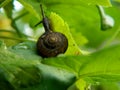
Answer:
xmin=36 ymin=5 xmax=68 ymax=58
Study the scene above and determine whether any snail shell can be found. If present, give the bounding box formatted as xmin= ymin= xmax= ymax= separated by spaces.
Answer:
xmin=36 ymin=4 xmax=68 ymax=58
xmin=37 ymin=31 xmax=68 ymax=57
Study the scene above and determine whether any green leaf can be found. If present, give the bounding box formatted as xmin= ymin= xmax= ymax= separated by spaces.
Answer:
xmin=44 ymin=2 xmax=120 ymax=49
xmin=79 ymin=45 xmax=120 ymax=82
xmin=0 ymin=41 xmax=76 ymax=90
xmin=91 ymin=82 xmax=120 ymax=90
xmin=49 ymin=12 xmax=81 ymax=55
xmin=114 ymin=0 xmax=120 ymax=3
xmin=82 ymin=0 xmax=111 ymax=6
xmin=8 ymin=41 xmax=42 ymax=60
xmin=16 ymin=0 xmax=113 ymax=48
xmin=18 ymin=0 xmax=40 ymax=19
xmin=45 ymin=0 xmax=111 ymax=6
xmin=16 ymin=1 xmax=84 ymax=54
xmin=18 ymin=0 xmax=111 ymax=6
xmin=0 ymin=42 xmax=41 ymax=89
xmin=68 ymin=79 xmax=88 ymax=90
xmin=27 ymin=64 xmax=76 ymax=90
xmin=21 ymin=0 xmax=111 ymax=7
xmin=43 ymin=56 xmax=89 ymax=77
xmin=44 ymin=4 xmax=98 ymax=48
xmin=42 ymin=44 xmax=120 ymax=82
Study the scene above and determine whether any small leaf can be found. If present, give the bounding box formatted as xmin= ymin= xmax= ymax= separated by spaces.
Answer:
xmin=68 ymin=79 xmax=88 ymax=90
xmin=49 ymin=12 xmax=81 ymax=55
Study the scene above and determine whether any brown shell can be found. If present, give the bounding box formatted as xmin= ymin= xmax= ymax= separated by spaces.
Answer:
xmin=37 ymin=31 xmax=68 ymax=58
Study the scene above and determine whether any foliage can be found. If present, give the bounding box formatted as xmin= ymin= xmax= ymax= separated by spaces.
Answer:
xmin=1 ymin=0 xmax=120 ymax=90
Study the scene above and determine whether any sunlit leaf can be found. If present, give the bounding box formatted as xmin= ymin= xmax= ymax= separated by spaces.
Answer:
xmin=68 ymin=79 xmax=88 ymax=90
xmin=45 ymin=0 xmax=111 ymax=6
xmin=49 ymin=12 xmax=81 ymax=55
xmin=43 ymin=44 xmax=120 ymax=82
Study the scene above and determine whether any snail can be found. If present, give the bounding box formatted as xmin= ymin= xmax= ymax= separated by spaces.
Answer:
xmin=35 ymin=4 xmax=68 ymax=58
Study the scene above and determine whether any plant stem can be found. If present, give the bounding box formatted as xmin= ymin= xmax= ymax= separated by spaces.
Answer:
xmin=96 ymin=5 xmax=106 ymax=18
xmin=13 ymin=11 xmax=29 ymax=21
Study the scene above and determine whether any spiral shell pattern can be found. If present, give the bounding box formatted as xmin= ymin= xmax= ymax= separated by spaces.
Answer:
xmin=37 ymin=32 xmax=68 ymax=57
